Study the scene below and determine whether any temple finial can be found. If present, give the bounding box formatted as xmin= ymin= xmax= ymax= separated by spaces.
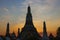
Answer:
xmin=27 ymin=4 xmax=31 ymax=13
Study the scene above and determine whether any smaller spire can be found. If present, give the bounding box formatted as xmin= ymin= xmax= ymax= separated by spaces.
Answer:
xmin=18 ymin=28 xmax=21 ymax=38
xmin=18 ymin=28 xmax=20 ymax=35
xmin=7 ymin=22 xmax=9 ymax=25
xmin=43 ymin=21 xmax=46 ymax=30
xmin=6 ymin=22 xmax=10 ymax=37
xmin=43 ymin=21 xmax=45 ymax=25
xmin=42 ymin=21 xmax=49 ymax=40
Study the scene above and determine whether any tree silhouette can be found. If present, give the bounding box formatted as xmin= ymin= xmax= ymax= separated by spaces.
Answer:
xmin=56 ymin=27 xmax=60 ymax=40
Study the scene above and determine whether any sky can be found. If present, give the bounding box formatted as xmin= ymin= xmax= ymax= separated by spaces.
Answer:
xmin=0 ymin=0 xmax=60 ymax=36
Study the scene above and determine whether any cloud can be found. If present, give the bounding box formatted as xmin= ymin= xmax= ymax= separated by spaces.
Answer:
xmin=0 ymin=0 xmax=60 ymax=24
xmin=21 ymin=0 xmax=60 ymax=21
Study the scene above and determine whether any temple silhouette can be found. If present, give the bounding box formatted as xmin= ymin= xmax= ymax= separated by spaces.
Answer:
xmin=0 ymin=5 xmax=60 ymax=40
xmin=20 ymin=5 xmax=41 ymax=40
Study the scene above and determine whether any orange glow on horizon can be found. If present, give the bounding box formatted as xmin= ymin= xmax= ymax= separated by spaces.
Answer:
xmin=0 ymin=19 xmax=60 ymax=37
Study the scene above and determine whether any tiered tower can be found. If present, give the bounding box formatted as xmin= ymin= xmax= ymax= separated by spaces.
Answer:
xmin=20 ymin=5 xmax=41 ymax=40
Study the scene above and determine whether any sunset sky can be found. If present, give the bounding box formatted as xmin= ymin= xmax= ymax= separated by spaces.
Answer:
xmin=0 ymin=0 xmax=60 ymax=36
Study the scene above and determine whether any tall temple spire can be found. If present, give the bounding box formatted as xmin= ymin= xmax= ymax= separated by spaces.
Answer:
xmin=6 ymin=22 xmax=10 ymax=37
xmin=25 ymin=5 xmax=33 ymax=25
xmin=42 ymin=21 xmax=49 ymax=40
xmin=21 ymin=5 xmax=41 ymax=40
